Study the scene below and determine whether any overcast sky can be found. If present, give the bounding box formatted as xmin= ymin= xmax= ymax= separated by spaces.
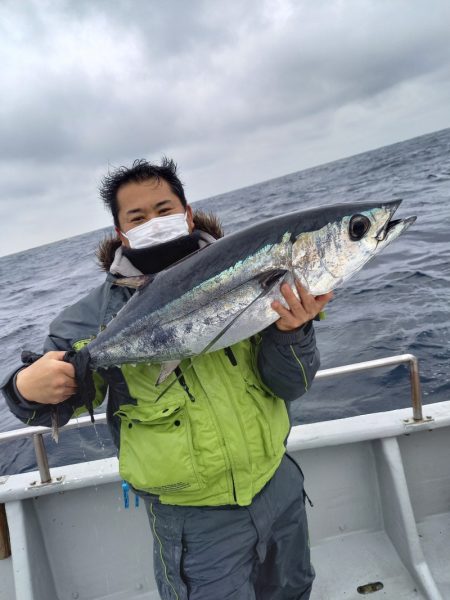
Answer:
xmin=1 ymin=0 xmax=449 ymax=256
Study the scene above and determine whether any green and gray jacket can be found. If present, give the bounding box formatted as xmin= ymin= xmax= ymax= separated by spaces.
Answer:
xmin=3 ymin=213 xmax=320 ymax=506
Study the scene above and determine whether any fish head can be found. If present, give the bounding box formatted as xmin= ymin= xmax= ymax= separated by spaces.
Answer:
xmin=291 ymin=200 xmax=416 ymax=295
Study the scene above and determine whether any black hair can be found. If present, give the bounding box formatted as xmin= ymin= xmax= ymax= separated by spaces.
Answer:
xmin=99 ymin=157 xmax=187 ymax=227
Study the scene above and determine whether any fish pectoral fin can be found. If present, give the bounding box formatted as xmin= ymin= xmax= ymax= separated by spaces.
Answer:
xmin=155 ymin=269 xmax=287 ymax=403
xmin=156 ymin=360 xmax=181 ymax=386
xmin=200 ymin=269 xmax=287 ymax=354
xmin=258 ymin=269 xmax=288 ymax=289
xmin=113 ymin=275 xmax=153 ymax=289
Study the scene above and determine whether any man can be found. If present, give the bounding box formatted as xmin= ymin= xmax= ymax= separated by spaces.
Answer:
xmin=2 ymin=158 xmax=332 ymax=600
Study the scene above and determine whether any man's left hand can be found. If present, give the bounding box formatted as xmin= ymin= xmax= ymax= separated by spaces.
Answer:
xmin=271 ymin=281 xmax=333 ymax=331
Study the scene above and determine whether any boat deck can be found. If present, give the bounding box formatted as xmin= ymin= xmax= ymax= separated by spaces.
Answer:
xmin=1 ymin=400 xmax=449 ymax=600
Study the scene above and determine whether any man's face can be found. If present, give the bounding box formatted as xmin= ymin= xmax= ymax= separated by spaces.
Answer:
xmin=116 ymin=178 xmax=194 ymax=247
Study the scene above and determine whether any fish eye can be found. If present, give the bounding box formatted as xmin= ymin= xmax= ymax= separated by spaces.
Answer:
xmin=349 ymin=214 xmax=370 ymax=241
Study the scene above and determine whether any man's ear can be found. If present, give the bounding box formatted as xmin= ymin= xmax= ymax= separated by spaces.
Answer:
xmin=186 ymin=205 xmax=195 ymax=233
xmin=115 ymin=226 xmax=129 ymax=247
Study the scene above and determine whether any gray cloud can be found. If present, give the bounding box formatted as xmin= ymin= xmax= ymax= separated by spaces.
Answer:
xmin=0 ymin=0 xmax=450 ymax=255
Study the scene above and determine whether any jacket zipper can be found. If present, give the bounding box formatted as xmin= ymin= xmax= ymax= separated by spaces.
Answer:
xmin=174 ymin=367 xmax=196 ymax=402
xmin=188 ymin=363 xmax=238 ymax=503
xmin=224 ymin=348 xmax=240 ymax=502
xmin=230 ymin=471 xmax=237 ymax=502
xmin=224 ymin=347 xmax=237 ymax=366
xmin=178 ymin=367 xmax=237 ymax=500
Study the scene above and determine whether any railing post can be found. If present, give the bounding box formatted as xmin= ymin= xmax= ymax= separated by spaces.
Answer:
xmin=409 ymin=356 xmax=424 ymax=422
xmin=32 ymin=433 xmax=51 ymax=484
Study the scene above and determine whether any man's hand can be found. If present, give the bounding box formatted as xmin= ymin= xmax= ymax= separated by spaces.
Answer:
xmin=271 ymin=281 xmax=333 ymax=331
xmin=16 ymin=351 xmax=77 ymax=404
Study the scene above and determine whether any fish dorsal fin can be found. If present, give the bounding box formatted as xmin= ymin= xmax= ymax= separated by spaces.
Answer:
xmin=155 ymin=268 xmax=287 ymax=401
xmin=156 ymin=360 xmax=182 ymax=386
xmin=113 ymin=275 xmax=153 ymax=289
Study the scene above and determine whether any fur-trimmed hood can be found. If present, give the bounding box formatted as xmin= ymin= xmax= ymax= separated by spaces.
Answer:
xmin=96 ymin=210 xmax=224 ymax=272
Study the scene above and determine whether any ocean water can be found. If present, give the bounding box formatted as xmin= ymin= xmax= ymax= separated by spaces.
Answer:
xmin=1 ymin=128 xmax=449 ymax=476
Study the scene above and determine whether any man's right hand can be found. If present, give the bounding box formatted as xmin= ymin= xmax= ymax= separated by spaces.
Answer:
xmin=16 ymin=351 xmax=77 ymax=404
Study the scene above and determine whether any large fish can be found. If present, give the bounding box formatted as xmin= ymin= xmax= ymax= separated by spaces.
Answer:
xmin=78 ymin=199 xmax=415 ymax=384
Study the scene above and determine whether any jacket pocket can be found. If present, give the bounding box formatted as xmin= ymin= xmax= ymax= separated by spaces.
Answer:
xmin=245 ymin=378 xmax=291 ymax=459
xmin=115 ymin=399 xmax=204 ymax=495
xmin=244 ymin=381 xmax=277 ymax=457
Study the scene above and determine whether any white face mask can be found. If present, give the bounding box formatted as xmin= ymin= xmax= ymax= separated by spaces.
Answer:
xmin=122 ymin=212 xmax=190 ymax=249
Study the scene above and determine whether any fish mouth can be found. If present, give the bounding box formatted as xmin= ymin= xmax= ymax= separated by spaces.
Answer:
xmin=375 ymin=200 xmax=416 ymax=243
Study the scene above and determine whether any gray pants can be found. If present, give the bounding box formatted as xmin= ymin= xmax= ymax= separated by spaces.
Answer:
xmin=144 ymin=454 xmax=315 ymax=600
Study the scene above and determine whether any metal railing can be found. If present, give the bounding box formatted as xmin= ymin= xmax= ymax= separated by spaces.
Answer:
xmin=0 ymin=353 xmax=424 ymax=485
xmin=314 ymin=353 xmax=424 ymax=421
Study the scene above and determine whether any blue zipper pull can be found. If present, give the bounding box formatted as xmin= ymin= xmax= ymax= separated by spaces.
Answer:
xmin=135 ymin=493 xmax=140 ymax=508
xmin=122 ymin=481 xmax=130 ymax=509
